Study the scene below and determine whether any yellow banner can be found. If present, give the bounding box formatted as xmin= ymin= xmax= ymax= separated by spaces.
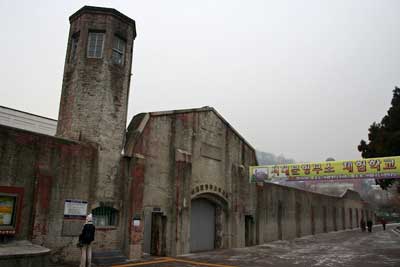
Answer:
xmin=249 ymin=156 xmax=400 ymax=183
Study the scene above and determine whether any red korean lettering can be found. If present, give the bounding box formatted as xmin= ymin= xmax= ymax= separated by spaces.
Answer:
xmin=383 ymin=159 xmax=396 ymax=170
xmin=368 ymin=159 xmax=381 ymax=171
xmin=312 ymin=164 xmax=323 ymax=174
xmin=343 ymin=161 xmax=353 ymax=173
xmin=301 ymin=164 xmax=311 ymax=175
xmin=356 ymin=160 xmax=366 ymax=172
xmin=324 ymin=163 xmax=335 ymax=173
xmin=291 ymin=165 xmax=300 ymax=176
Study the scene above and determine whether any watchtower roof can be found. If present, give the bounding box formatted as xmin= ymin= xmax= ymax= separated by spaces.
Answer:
xmin=69 ymin=6 xmax=136 ymax=29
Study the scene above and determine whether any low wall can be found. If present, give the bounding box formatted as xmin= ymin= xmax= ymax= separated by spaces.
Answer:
xmin=256 ymin=183 xmax=373 ymax=244
xmin=0 ymin=240 xmax=50 ymax=267
xmin=0 ymin=125 xmax=97 ymax=262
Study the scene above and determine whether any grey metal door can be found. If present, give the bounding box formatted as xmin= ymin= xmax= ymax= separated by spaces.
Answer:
xmin=190 ymin=198 xmax=215 ymax=252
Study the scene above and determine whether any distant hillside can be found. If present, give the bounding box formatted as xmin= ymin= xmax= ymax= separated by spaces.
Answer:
xmin=256 ymin=150 xmax=295 ymax=165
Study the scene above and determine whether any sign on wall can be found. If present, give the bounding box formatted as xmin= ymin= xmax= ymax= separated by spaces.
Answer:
xmin=0 ymin=187 xmax=24 ymax=235
xmin=0 ymin=195 xmax=16 ymax=226
xmin=250 ymin=156 xmax=400 ymax=183
xmin=64 ymin=199 xmax=87 ymax=219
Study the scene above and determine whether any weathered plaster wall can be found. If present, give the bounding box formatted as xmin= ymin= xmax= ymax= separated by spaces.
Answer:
xmin=56 ymin=8 xmax=136 ymax=206
xmin=0 ymin=125 xmax=98 ymax=262
xmin=124 ymin=109 xmax=258 ymax=257
xmin=124 ymin=109 xmax=372 ymax=259
xmin=256 ymin=183 xmax=371 ymax=244
xmin=54 ymin=8 xmax=137 ymax=257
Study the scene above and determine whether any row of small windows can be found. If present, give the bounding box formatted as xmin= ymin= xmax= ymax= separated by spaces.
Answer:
xmin=70 ymin=31 xmax=126 ymax=64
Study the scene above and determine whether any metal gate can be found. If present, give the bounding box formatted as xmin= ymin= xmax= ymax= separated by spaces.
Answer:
xmin=190 ymin=198 xmax=215 ymax=252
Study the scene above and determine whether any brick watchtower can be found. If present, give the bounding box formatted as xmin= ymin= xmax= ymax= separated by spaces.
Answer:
xmin=57 ymin=6 xmax=136 ymax=200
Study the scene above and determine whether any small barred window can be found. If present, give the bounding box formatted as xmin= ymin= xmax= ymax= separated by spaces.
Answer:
xmin=92 ymin=206 xmax=118 ymax=226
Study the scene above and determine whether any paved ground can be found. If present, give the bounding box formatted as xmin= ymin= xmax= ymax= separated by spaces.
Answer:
xmin=50 ymin=224 xmax=400 ymax=267
xmin=111 ymin=224 xmax=400 ymax=267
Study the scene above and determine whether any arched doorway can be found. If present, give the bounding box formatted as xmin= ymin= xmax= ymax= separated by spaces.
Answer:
xmin=190 ymin=198 xmax=216 ymax=252
xmin=190 ymin=193 xmax=227 ymax=252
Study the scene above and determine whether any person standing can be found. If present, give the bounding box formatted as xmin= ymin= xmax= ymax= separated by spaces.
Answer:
xmin=360 ymin=218 xmax=366 ymax=232
xmin=79 ymin=214 xmax=96 ymax=267
xmin=381 ymin=218 xmax=387 ymax=231
xmin=367 ymin=219 xmax=373 ymax=233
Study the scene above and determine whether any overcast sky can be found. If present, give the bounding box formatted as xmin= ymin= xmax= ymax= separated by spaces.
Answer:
xmin=1 ymin=0 xmax=399 ymax=162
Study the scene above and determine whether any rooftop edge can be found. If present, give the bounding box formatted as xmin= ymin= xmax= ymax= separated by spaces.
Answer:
xmin=69 ymin=5 xmax=136 ymax=30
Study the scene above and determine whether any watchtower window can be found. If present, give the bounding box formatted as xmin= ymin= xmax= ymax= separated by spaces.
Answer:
xmin=70 ymin=32 xmax=79 ymax=62
xmin=112 ymin=36 xmax=126 ymax=65
xmin=92 ymin=206 xmax=118 ymax=227
xmin=87 ymin=32 xmax=104 ymax=58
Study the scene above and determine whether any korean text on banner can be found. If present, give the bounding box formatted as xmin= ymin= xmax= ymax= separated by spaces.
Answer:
xmin=249 ymin=156 xmax=400 ymax=183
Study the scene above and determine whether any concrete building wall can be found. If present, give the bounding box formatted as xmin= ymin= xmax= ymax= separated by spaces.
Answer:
xmin=122 ymin=109 xmax=373 ymax=259
xmin=55 ymin=6 xmax=137 ymax=254
xmin=56 ymin=5 xmax=136 ymax=204
xmin=0 ymin=6 xmax=376 ymax=265
xmin=0 ymin=124 xmax=137 ymax=262
xmin=0 ymin=108 xmax=374 ymax=263
xmin=123 ymin=109 xmax=258 ymax=258
xmin=257 ymin=183 xmax=370 ymax=244
xmin=0 ymin=125 xmax=97 ymax=261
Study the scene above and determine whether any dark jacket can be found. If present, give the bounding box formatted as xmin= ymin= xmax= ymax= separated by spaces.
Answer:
xmin=79 ymin=223 xmax=96 ymax=244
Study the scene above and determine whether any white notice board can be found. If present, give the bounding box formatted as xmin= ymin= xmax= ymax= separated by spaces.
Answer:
xmin=64 ymin=199 xmax=87 ymax=219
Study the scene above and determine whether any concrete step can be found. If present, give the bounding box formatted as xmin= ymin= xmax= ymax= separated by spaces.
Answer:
xmin=92 ymin=250 xmax=129 ymax=266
